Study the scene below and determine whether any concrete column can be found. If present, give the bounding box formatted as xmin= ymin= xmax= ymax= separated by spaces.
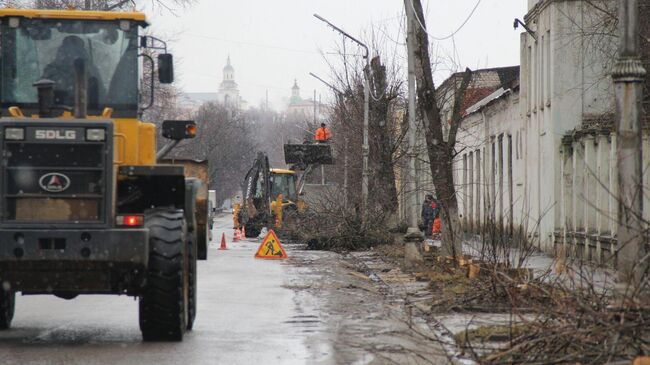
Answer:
xmin=562 ymin=142 xmax=574 ymax=253
xmin=468 ymin=151 xmax=474 ymax=232
xmin=584 ymin=135 xmax=598 ymax=230
xmin=484 ymin=145 xmax=490 ymax=226
xmin=476 ymin=150 xmax=482 ymax=229
xmin=403 ymin=5 xmax=423 ymax=243
xmin=582 ymin=134 xmax=596 ymax=260
xmin=498 ymin=135 xmax=505 ymax=231
xmin=642 ymin=132 xmax=650 ymax=229
xmin=596 ymin=133 xmax=611 ymax=264
xmin=609 ymin=132 xmax=619 ymax=267
xmin=554 ymin=144 xmax=567 ymax=255
xmin=490 ymin=139 xmax=496 ymax=223
xmin=507 ymin=134 xmax=514 ymax=237
xmin=572 ymin=140 xmax=585 ymax=256
xmin=609 ymin=133 xmax=619 ymax=234
xmin=612 ymin=0 xmax=647 ymax=285
xmin=462 ymin=154 xmax=468 ymax=228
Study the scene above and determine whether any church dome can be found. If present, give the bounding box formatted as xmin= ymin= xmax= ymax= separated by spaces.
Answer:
xmin=290 ymin=79 xmax=302 ymax=104
xmin=223 ymin=56 xmax=235 ymax=81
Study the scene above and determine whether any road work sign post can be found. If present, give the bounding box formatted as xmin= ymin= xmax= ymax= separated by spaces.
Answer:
xmin=255 ymin=230 xmax=288 ymax=260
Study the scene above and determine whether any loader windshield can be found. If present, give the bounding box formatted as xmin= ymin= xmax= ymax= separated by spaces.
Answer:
xmin=270 ymin=173 xmax=297 ymax=203
xmin=0 ymin=17 xmax=139 ymax=116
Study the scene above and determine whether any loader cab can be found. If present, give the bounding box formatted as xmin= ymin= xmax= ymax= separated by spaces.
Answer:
xmin=0 ymin=9 xmax=175 ymax=167
xmin=269 ymin=169 xmax=298 ymax=203
xmin=0 ymin=12 xmax=145 ymax=117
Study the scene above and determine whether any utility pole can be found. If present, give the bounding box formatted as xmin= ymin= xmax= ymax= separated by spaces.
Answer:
xmin=314 ymin=89 xmax=325 ymax=185
xmin=313 ymin=89 xmax=317 ymax=125
xmin=344 ymin=137 xmax=349 ymax=203
xmin=314 ymin=14 xmax=370 ymax=223
xmin=613 ymin=0 xmax=647 ymax=291
xmin=403 ymin=0 xmax=424 ymax=242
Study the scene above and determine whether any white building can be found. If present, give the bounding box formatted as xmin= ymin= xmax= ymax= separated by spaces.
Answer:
xmin=216 ymin=56 xmax=246 ymax=109
xmin=286 ymin=79 xmax=326 ymax=121
xmin=447 ymin=0 xmax=650 ymax=267
xmin=404 ymin=67 xmax=520 ymax=220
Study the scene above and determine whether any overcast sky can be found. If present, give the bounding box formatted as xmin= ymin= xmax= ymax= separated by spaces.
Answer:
xmin=148 ymin=0 xmax=527 ymax=110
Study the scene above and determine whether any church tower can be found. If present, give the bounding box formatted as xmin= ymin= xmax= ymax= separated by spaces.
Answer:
xmin=223 ymin=56 xmax=234 ymax=81
xmin=290 ymin=79 xmax=302 ymax=104
xmin=217 ymin=55 xmax=241 ymax=109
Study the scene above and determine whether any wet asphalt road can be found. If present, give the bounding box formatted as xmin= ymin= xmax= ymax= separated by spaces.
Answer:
xmin=0 ymin=214 xmax=332 ymax=365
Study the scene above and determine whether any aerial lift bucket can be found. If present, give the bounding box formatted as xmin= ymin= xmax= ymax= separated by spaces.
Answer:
xmin=284 ymin=144 xmax=334 ymax=166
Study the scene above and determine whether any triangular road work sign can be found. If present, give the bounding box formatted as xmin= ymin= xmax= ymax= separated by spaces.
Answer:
xmin=255 ymin=230 xmax=288 ymax=259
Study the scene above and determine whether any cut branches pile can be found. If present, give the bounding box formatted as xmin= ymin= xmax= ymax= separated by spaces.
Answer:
xmin=290 ymin=187 xmax=394 ymax=252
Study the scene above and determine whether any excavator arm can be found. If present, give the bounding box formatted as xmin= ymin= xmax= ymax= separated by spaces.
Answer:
xmin=238 ymin=152 xmax=271 ymax=236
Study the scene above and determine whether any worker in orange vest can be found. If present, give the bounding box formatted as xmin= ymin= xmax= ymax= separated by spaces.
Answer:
xmin=314 ymin=123 xmax=332 ymax=143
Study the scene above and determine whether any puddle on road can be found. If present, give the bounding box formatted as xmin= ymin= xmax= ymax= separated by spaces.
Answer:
xmin=282 ymin=249 xmax=336 ymax=364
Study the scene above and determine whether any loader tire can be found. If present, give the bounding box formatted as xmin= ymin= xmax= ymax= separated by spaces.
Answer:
xmin=0 ymin=288 xmax=15 ymax=330
xmin=186 ymin=232 xmax=197 ymax=330
xmin=139 ymin=208 xmax=189 ymax=342
xmin=197 ymin=224 xmax=208 ymax=260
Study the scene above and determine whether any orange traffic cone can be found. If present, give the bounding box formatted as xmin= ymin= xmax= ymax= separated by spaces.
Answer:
xmin=219 ymin=232 xmax=228 ymax=250
xmin=233 ymin=228 xmax=241 ymax=242
xmin=242 ymin=226 xmax=246 ymax=238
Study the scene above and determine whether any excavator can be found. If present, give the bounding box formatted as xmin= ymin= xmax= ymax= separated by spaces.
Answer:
xmin=235 ymin=144 xmax=333 ymax=237
xmin=0 ymin=9 xmax=207 ymax=341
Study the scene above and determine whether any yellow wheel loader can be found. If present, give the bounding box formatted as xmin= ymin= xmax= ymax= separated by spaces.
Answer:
xmin=0 ymin=9 xmax=206 ymax=341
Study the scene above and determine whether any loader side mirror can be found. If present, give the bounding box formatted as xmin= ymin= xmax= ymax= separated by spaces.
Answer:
xmin=162 ymin=120 xmax=196 ymax=140
xmin=158 ymin=54 xmax=174 ymax=84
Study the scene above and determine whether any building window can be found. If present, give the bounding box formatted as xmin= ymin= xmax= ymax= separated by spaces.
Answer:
xmin=517 ymin=129 xmax=524 ymax=160
xmin=545 ymin=30 xmax=551 ymax=105
xmin=468 ymin=151 xmax=474 ymax=229
xmin=515 ymin=130 xmax=520 ymax=160
xmin=507 ymin=134 xmax=514 ymax=234
xmin=537 ymin=35 xmax=546 ymax=109
xmin=528 ymin=45 xmax=533 ymax=113
xmin=476 ymin=149 xmax=482 ymax=227
xmin=463 ymin=153 xmax=468 ymax=222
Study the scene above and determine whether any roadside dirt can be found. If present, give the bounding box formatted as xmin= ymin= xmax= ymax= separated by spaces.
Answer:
xmin=284 ymin=244 xmax=451 ymax=365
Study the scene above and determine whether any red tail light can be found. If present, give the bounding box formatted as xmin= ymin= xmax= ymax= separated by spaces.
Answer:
xmin=116 ymin=215 xmax=144 ymax=227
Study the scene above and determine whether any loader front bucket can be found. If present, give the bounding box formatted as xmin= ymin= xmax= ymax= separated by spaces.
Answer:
xmin=284 ymin=144 xmax=334 ymax=165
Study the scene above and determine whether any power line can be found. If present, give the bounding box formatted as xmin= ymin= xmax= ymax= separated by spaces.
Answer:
xmin=409 ymin=0 xmax=483 ymax=41
xmin=186 ymin=33 xmax=319 ymax=55
xmin=185 ymin=71 xmax=293 ymax=91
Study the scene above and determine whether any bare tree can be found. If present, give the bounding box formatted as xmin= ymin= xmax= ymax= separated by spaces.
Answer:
xmin=248 ymin=108 xmax=307 ymax=168
xmin=323 ymin=50 xmax=405 ymax=220
xmin=12 ymin=0 xmax=194 ymax=11
xmin=408 ymin=0 xmax=472 ymax=260
xmin=172 ymin=103 xmax=258 ymax=205
xmin=368 ymin=55 xmax=403 ymax=216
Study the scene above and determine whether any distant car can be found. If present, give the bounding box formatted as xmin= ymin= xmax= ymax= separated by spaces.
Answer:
xmin=208 ymin=190 xmax=216 ymax=214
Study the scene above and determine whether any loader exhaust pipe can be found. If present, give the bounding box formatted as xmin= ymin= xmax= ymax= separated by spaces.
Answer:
xmin=74 ymin=58 xmax=87 ymax=119
xmin=33 ymin=79 xmax=55 ymax=118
